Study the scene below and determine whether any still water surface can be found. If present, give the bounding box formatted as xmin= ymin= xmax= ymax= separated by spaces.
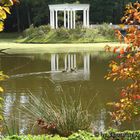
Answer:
xmin=0 ymin=51 xmax=139 ymax=134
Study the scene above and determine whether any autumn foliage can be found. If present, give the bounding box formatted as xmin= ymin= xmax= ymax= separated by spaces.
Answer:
xmin=105 ymin=2 xmax=140 ymax=122
xmin=0 ymin=0 xmax=15 ymax=133
xmin=0 ymin=0 xmax=19 ymax=31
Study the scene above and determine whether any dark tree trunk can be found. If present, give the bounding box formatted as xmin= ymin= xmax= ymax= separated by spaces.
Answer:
xmin=16 ymin=6 xmax=20 ymax=32
xmin=27 ymin=4 xmax=31 ymax=27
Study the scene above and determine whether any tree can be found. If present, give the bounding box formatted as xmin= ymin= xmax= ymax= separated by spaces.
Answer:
xmin=105 ymin=1 xmax=140 ymax=126
xmin=0 ymin=0 xmax=16 ymax=133
xmin=3 ymin=0 xmax=135 ymax=32
xmin=0 ymin=0 xmax=14 ymax=31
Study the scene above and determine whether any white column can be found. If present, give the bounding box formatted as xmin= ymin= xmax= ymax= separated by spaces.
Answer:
xmin=51 ymin=54 xmax=56 ymax=71
xmin=68 ymin=54 xmax=70 ymax=70
xmin=71 ymin=54 xmax=74 ymax=68
xmin=64 ymin=10 xmax=66 ymax=28
xmin=53 ymin=54 xmax=55 ymax=71
xmin=84 ymin=55 xmax=87 ymax=73
xmin=64 ymin=55 xmax=67 ymax=70
xmin=87 ymin=9 xmax=89 ymax=27
xmin=52 ymin=10 xmax=55 ymax=29
xmin=84 ymin=54 xmax=90 ymax=73
xmin=51 ymin=54 xmax=53 ymax=71
xmin=70 ymin=10 xmax=73 ymax=29
xmin=83 ymin=54 xmax=90 ymax=80
xmin=83 ymin=10 xmax=86 ymax=27
xmin=86 ymin=10 xmax=87 ymax=27
xmin=67 ymin=10 xmax=70 ymax=29
xmin=87 ymin=9 xmax=90 ymax=28
xmin=73 ymin=10 xmax=76 ymax=29
xmin=55 ymin=10 xmax=58 ymax=29
xmin=74 ymin=54 xmax=76 ymax=68
xmin=56 ymin=54 xmax=59 ymax=70
xmin=87 ymin=54 xmax=90 ymax=72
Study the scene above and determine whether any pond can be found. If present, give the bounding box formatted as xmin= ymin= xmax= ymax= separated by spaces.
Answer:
xmin=0 ymin=51 xmax=139 ymax=134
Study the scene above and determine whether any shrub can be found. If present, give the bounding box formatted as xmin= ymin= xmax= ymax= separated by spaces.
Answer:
xmin=3 ymin=135 xmax=67 ymax=140
xmin=105 ymin=1 xmax=140 ymax=125
xmin=83 ymin=28 xmax=99 ymax=42
xmin=18 ymin=23 xmax=115 ymax=43
xmin=38 ymin=25 xmax=51 ymax=34
xmin=22 ymin=25 xmax=51 ymax=40
xmin=3 ymin=130 xmax=140 ymax=140
xmin=21 ymin=93 xmax=93 ymax=137
xmin=69 ymin=27 xmax=84 ymax=40
xmin=22 ymin=25 xmax=35 ymax=38
xmin=97 ymin=23 xmax=115 ymax=38
xmin=56 ymin=28 xmax=70 ymax=39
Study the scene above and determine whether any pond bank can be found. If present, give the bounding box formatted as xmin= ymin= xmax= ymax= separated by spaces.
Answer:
xmin=0 ymin=42 xmax=126 ymax=54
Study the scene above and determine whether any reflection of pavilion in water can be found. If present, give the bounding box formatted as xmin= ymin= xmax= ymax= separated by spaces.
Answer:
xmin=51 ymin=53 xmax=90 ymax=81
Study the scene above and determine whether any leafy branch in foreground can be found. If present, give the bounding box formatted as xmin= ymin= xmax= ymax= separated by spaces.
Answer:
xmin=0 ymin=72 xmax=8 ymax=133
xmin=105 ymin=1 xmax=140 ymax=124
xmin=0 ymin=0 xmax=17 ymax=134
xmin=0 ymin=0 xmax=19 ymax=31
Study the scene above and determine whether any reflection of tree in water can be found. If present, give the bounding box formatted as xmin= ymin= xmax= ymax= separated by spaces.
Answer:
xmin=3 ymin=92 xmax=30 ymax=135
xmin=92 ymin=108 xmax=107 ymax=132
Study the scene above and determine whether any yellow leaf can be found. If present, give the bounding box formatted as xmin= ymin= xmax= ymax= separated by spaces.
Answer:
xmin=120 ymin=99 xmax=125 ymax=102
xmin=127 ymin=54 xmax=131 ymax=58
xmin=3 ymin=7 xmax=11 ymax=14
xmin=1 ymin=0 xmax=13 ymax=6
xmin=113 ymin=77 xmax=117 ymax=82
xmin=0 ymin=9 xmax=7 ymax=19
xmin=0 ymin=115 xmax=3 ymax=120
xmin=0 ymin=22 xmax=4 ymax=32
xmin=107 ymin=102 xmax=115 ymax=106
xmin=112 ymin=64 xmax=119 ymax=72
xmin=0 ymin=87 xmax=4 ymax=93
xmin=119 ymin=24 xmax=125 ymax=29
xmin=130 ymin=84 xmax=134 ymax=88
xmin=0 ymin=97 xmax=4 ymax=101
xmin=106 ymin=77 xmax=111 ymax=80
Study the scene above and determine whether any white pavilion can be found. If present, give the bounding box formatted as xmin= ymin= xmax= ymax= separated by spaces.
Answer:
xmin=49 ymin=4 xmax=90 ymax=29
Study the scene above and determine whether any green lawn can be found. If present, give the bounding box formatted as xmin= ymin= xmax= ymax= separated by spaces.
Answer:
xmin=0 ymin=32 xmax=20 ymax=42
xmin=0 ymin=42 xmax=126 ymax=54
xmin=0 ymin=32 xmax=126 ymax=54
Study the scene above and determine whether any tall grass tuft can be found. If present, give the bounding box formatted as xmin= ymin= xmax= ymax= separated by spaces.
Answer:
xmin=21 ymin=92 xmax=93 ymax=137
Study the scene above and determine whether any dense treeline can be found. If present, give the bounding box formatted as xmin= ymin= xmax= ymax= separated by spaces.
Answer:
xmin=4 ymin=0 xmax=137 ymax=32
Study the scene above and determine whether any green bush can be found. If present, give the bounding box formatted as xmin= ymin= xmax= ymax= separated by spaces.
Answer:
xmin=3 ymin=130 xmax=140 ymax=140
xmin=22 ymin=25 xmax=51 ymax=41
xmin=96 ymin=23 xmax=115 ymax=39
xmin=83 ymin=28 xmax=99 ymax=42
xmin=38 ymin=25 xmax=51 ymax=34
xmin=3 ymin=135 xmax=67 ymax=140
xmin=18 ymin=24 xmax=116 ymax=43
xmin=56 ymin=28 xmax=70 ymax=39
xmin=22 ymin=25 xmax=35 ymax=38
xmin=69 ymin=27 xmax=84 ymax=40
